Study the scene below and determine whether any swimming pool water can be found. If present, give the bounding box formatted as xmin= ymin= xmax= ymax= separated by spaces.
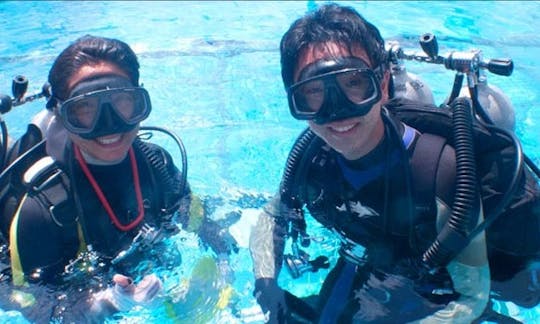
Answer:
xmin=0 ymin=1 xmax=539 ymax=323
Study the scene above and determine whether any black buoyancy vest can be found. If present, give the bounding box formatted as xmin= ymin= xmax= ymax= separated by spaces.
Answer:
xmin=386 ymin=98 xmax=540 ymax=281
xmin=301 ymin=123 xmax=441 ymax=266
xmin=8 ymin=139 xmax=184 ymax=259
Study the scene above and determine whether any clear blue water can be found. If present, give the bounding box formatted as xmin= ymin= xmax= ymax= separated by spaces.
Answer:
xmin=0 ymin=0 xmax=539 ymax=323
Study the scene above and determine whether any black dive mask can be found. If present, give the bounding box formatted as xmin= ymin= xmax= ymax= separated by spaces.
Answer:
xmin=58 ymin=75 xmax=151 ymax=139
xmin=287 ymin=57 xmax=382 ymax=124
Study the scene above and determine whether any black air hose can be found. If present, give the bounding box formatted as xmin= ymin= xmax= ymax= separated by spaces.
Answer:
xmin=0 ymin=120 xmax=8 ymax=170
xmin=422 ymin=97 xmax=478 ymax=269
xmin=467 ymin=124 xmax=523 ymax=239
xmin=279 ymin=127 xmax=324 ymax=248
xmin=137 ymin=126 xmax=188 ymax=213
xmin=279 ymin=127 xmax=317 ymax=208
xmin=472 ymin=83 xmax=540 ymax=180
xmin=446 ymin=74 xmax=464 ymax=105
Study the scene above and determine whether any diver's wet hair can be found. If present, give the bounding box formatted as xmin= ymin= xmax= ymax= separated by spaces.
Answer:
xmin=48 ymin=35 xmax=140 ymax=103
xmin=280 ymin=3 xmax=387 ymax=89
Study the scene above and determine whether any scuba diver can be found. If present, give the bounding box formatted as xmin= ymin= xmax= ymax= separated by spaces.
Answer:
xmin=0 ymin=35 xmax=238 ymax=323
xmin=249 ymin=3 xmax=493 ymax=323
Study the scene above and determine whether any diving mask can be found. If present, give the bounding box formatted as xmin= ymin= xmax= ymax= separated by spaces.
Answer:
xmin=57 ymin=75 xmax=151 ymax=139
xmin=287 ymin=57 xmax=382 ymax=124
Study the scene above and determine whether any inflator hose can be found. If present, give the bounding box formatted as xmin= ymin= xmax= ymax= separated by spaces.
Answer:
xmin=422 ymin=97 xmax=478 ymax=269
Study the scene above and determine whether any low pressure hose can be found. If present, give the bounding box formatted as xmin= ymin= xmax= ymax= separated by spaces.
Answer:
xmin=137 ymin=126 xmax=188 ymax=214
xmin=279 ymin=128 xmax=317 ymax=209
xmin=0 ymin=120 xmax=8 ymax=170
xmin=279 ymin=127 xmax=324 ymax=248
xmin=422 ymin=97 xmax=478 ymax=269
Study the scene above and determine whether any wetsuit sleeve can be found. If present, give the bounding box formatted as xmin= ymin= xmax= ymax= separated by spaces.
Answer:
xmin=10 ymin=194 xmax=65 ymax=284
xmin=416 ymin=144 xmax=490 ymax=323
xmin=249 ymin=193 xmax=288 ymax=280
xmin=150 ymin=144 xmax=238 ymax=255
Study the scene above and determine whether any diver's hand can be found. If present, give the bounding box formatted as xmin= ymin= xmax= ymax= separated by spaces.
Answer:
xmin=199 ymin=217 xmax=240 ymax=255
xmin=254 ymin=278 xmax=288 ymax=323
xmin=217 ymin=253 xmax=235 ymax=287
xmin=220 ymin=228 xmax=240 ymax=254
xmin=90 ymin=274 xmax=162 ymax=315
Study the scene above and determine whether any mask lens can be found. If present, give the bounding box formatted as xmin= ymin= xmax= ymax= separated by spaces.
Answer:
xmin=336 ymin=70 xmax=377 ymax=104
xmin=110 ymin=88 xmax=150 ymax=123
xmin=60 ymin=87 xmax=151 ymax=134
xmin=65 ymin=96 xmax=100 ymax=129
xmin=290 ymin=69 xmax=379 ymax=119
xmin=293 ymin=79 xmax=325 ymax=113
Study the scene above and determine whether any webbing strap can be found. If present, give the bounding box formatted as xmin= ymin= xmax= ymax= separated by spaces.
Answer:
xmin=9 ymin=194 xmax=28 ymax=286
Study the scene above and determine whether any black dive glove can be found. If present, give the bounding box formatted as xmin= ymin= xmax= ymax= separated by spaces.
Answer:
xmin=254 ymin=278 xmax=288 ymax=323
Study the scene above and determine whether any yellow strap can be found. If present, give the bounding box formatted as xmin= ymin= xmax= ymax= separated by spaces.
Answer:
xmin=77 ymin=222 xmax=87 ymax=253
xmin=10 ymin=194 xmax=28 ymax=286
xmin=8 ymin=194 xmax=88 ymax=285
xmin=186 ymin=194 xmax=204 ymax=232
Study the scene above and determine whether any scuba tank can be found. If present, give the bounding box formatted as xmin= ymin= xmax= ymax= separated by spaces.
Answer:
xmin=387 ymin=40 xmax=435 ymax=106
xmin=389 ymin=52 xmax=436 ymax=105
xmin=457 ymin=77 xmax=516 ymax=132
xmin=387 ymin=34 xmax=515 ymax=132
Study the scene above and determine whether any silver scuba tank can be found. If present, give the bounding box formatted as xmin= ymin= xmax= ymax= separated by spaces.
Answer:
xmin=387 ymin=37 xmax=516 ymax=133
xmin=387 ymin=40 xmax=436 ymax=106
xmin=391 ymin=63 xmax=436 ymax=105
xmin=457 ymin=76 xmax=516 ymax=132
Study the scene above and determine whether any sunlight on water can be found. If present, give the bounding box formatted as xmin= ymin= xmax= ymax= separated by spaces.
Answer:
xmin=0 ymin=1 xmax=539 ymax=323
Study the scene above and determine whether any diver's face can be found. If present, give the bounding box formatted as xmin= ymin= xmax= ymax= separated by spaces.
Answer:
xmin=64 ymin=63 xmax=139 ymax=164
xmin=294 ymin=42 xmax=390 ymax=160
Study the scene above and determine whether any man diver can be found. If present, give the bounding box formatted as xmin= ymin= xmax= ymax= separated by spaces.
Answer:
xmin=0 ymin=35 xmax=237 ymax=322
xmin=249 ymin=3 xmax=490 ymax=323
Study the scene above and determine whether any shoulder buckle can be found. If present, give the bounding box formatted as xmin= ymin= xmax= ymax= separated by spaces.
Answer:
xmin=23 ymin=156 xmax=61 ymax=191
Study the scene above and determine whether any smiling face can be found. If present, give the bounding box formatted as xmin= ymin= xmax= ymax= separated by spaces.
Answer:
xmin=294 ymin=42 xmax=390 ymax=160
xmin=62 ymin=63 xmax=139 ymax=164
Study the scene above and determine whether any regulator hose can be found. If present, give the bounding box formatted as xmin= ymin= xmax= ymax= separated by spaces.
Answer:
xmin=422 ymin=97 xmax=479 ymax=269
xmin=279 ymin=128 xmax=326 ymax=249
xmin=137 ymin=126 xmax=188 ymax=214
xmin=446 ymin=74 xmax=465 ymax=105
xmin=279 ymin=128 xmax=318 ymax=209
xmin=0 ymin=120 xmax=7 ymax=170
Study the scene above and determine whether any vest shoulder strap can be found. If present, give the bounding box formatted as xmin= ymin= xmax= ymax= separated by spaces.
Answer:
xmin=410 ymin=133 xmax=448 ymax=213
xmin=25 ymin=156 xmax=79 ymax=232
xmin=10 ymin=156 xmax=80 ymax=284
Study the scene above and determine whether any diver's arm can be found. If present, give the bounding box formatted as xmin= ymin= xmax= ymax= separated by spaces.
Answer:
xmin=249 ymin=193 xmax=288 ymax=280
xmin=176 ymin=189 xmax=239 ymax=255
xmin=158 ymin=141 xmax=239 ymax=255
xmin=414 ymin=145 xmax=490 ymax=323
xmin=249 ymin=193 xmax=290 ymax=322
xmin=412 ymin=199 xmax=490 ymax=324
xmin=88 ymin=274 xmax=162 ymax=323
